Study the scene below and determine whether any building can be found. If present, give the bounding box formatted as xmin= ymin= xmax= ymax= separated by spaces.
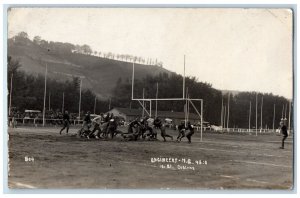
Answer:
xmin=106 ymin=107 xmax=203 ymax=126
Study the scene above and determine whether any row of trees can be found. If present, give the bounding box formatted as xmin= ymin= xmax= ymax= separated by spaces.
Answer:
xmin=8 ymin=54 xmax=292 ymax=128
xmin=8 ymin=56 xmax=110 ymax=116
xmin=11 ymin=31 xmax=163 ymax=67
xmin=111 ymin=72 xmax=292 ymax=129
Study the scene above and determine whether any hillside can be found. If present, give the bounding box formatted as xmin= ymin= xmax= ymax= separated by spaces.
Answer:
xmin=8 ymin=37 xmax=172 ymax=99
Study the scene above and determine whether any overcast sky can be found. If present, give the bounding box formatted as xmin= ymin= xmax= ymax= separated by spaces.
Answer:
xmin=8 ymin=8 xmax=293 ymax=99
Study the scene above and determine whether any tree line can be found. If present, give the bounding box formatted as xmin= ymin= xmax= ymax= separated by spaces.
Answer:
xmin=8 ymin=56 xmax=110 ymax=117
xmin=111 ymin=72 xmax=292 ymax=129
xmin=10 ymin=31 xmax=163 ymax=67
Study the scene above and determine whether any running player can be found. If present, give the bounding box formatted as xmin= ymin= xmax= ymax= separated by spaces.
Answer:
xmin=59 ymin=110 xmax=70 ymax=135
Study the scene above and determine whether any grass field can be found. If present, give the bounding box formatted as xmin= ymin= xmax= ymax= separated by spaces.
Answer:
xmin=7 ymin=126 xmax=293 ymax=190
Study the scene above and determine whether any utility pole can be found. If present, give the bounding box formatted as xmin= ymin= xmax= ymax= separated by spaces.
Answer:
xmin=255 ymin=93 xmax=258 ymax=136
xmin=108 ymin=98 xmax=111 ymax=111
xmin=42 ymin=63 xmax=48 ymax=127
xmin=62 ymin=92 xmax=64 ymax=113
xmin=9 ymin=73 xmax=13 ymax=116
xmin=249 ymin=101 xmax=251 ymax=132
xmin=227 ymin=93 xmax=230 ymax=132
xmin=48 ymin=92 xmax=51 ymax=111
xmin=155 ymin=82 xmax=158 ymax=118
xmin=272 ymin=104 xmax=276 ymax=132
xmin=142 ymin=88 xmax=145 ymax=117
xmin=94 ymin=97 xmax=97 ymax=114
xmin=183 ymin=55 xmax=185 ymax=99
xmin=288 ymin=100 xmax=292 ymax=134
xmin=221 ymin=95 xmax=223 ymax=128
xmin=78 ymin=78 xmax=82 ymax=120
xmin=260 ymin=96 xmax=263 ymax=132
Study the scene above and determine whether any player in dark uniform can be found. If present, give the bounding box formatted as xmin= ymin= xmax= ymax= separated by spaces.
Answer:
xmin=83 ymin=111 xmax=92 ymax=139
xmin=101 ymin=113 xmax=111 ymax=138
xmin=127 ymin=118 xmax=140 ymax=134
xmin=185 ymin=122 xmax=195 ymax=143
xmin=154 ymin=117 xmax=173 ymax=142
xmin=279 ymin=119 xmax=288 ymax=149
xmin=176 ymin=121 xmax=186 ymax=141
xmin=122 ymin=118 xmax=141 ymax=141
xmin=59 ymin=110 xmax=70 ymax=135
xmin=160 ymin=124 xmax=173 ymax=142
xmin=107 ymin=117 xmax=120 ymax=139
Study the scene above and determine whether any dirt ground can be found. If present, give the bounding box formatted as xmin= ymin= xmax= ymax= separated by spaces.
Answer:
xmin=7 ymin=126 xmax=293 ymax=190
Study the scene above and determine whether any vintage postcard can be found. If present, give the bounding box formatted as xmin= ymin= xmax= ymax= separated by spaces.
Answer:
xmin=6 ymin=7 xmax=294 ymax=190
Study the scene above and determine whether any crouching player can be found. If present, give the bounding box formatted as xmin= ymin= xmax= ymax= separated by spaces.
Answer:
xmin=176 ymin=121 xmax=186 ymax=141
xmin=87 ymin=114 xmax=104 ymax=139
xmin=107 ymin=117 xmax=123 ymax=139
xmin=160 ymin=124 xmax=173 ymax=142
xmin=122 ymin=118 xmax=140 ymax=141
xmin=81 ymin=111 xmax=92 ymax=139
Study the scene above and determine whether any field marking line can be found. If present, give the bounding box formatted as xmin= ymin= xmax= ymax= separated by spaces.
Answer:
xmin=193 ymin=147 xmax=285 ymax=158
xmin=10 ymin=127 xmax=58 ymax=133
xmin=12 ymin=182 xmax=36 ymax=189
xmin=220 ymin=175 xmax=239 ymax=179
xmin=246 ymin=178 xmax=271 ymax=184
xmin=220 ymin=175 xmax=284 ymax=186
xmin=9 ymin=127 xmax=78 ymax=135
xmin=232 ymin=160 xmax=291 ymax=168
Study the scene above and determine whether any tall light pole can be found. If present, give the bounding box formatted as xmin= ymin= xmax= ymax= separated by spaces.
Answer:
xmin=78 ymin=78 xmax=82 ymax=121
xmin=131 ymin=62 xmax=134 ymax=100
xmin=48 ymin=92 xmax=51 ymax=111
xmin=220 ymin=95 xmax=223 ymax=128
xmin=94 ymin=97 xmax=97 ymax=114
xmin=260 ymin=96 xmax=263 ymax=132
xmin=255 ymin=93 xmax=258 ymax=136
xmin=62 ymin=92 xmax=64 ymax=113
xmin=285 ymin=103 xmax=288 ymax=119
xmin=9 ymin=73 xmax=13 ymax=116
xmin=227 ymin=93 xmax=230 ymax=132
xmin=42 ymin=63 xmax=48 ymax=127
xmin=108 ymin=98 xmax=111 ymax=111
xmin=224 ymin=106 xmax=227 ymax=129
xmin=183 ymin=55 xmax=185 ymax=99
xmin=249 ymin=101 xmax=251 ymax=133
xmin=272 ymin=104 xmax=276 ymax=132
xmin=142 ymin=88 xmax=145 ymax=117
xmin=155 ymin=82 xmax=158 ymax=118
xmin=288 ymin=100 xmax=292 ymax=134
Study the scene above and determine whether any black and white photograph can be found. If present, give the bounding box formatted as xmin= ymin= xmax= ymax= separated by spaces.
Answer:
xmin=6 ymin=6 xmax=294 ymax=190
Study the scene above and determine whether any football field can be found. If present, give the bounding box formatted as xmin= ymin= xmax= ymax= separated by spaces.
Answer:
xmin=7 ymin=126 xmax=293 ymax=190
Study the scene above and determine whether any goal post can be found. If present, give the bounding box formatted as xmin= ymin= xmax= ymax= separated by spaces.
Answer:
xmin=131 ymin=59 xmax=204 ymax=142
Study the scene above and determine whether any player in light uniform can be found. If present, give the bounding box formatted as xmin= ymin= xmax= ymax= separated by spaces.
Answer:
xmin=87 ymin=114 xmax=104 ymax=139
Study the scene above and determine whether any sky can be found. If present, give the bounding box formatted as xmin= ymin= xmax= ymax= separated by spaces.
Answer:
xmin=7 ymin=8 xmax=293 ymax=99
